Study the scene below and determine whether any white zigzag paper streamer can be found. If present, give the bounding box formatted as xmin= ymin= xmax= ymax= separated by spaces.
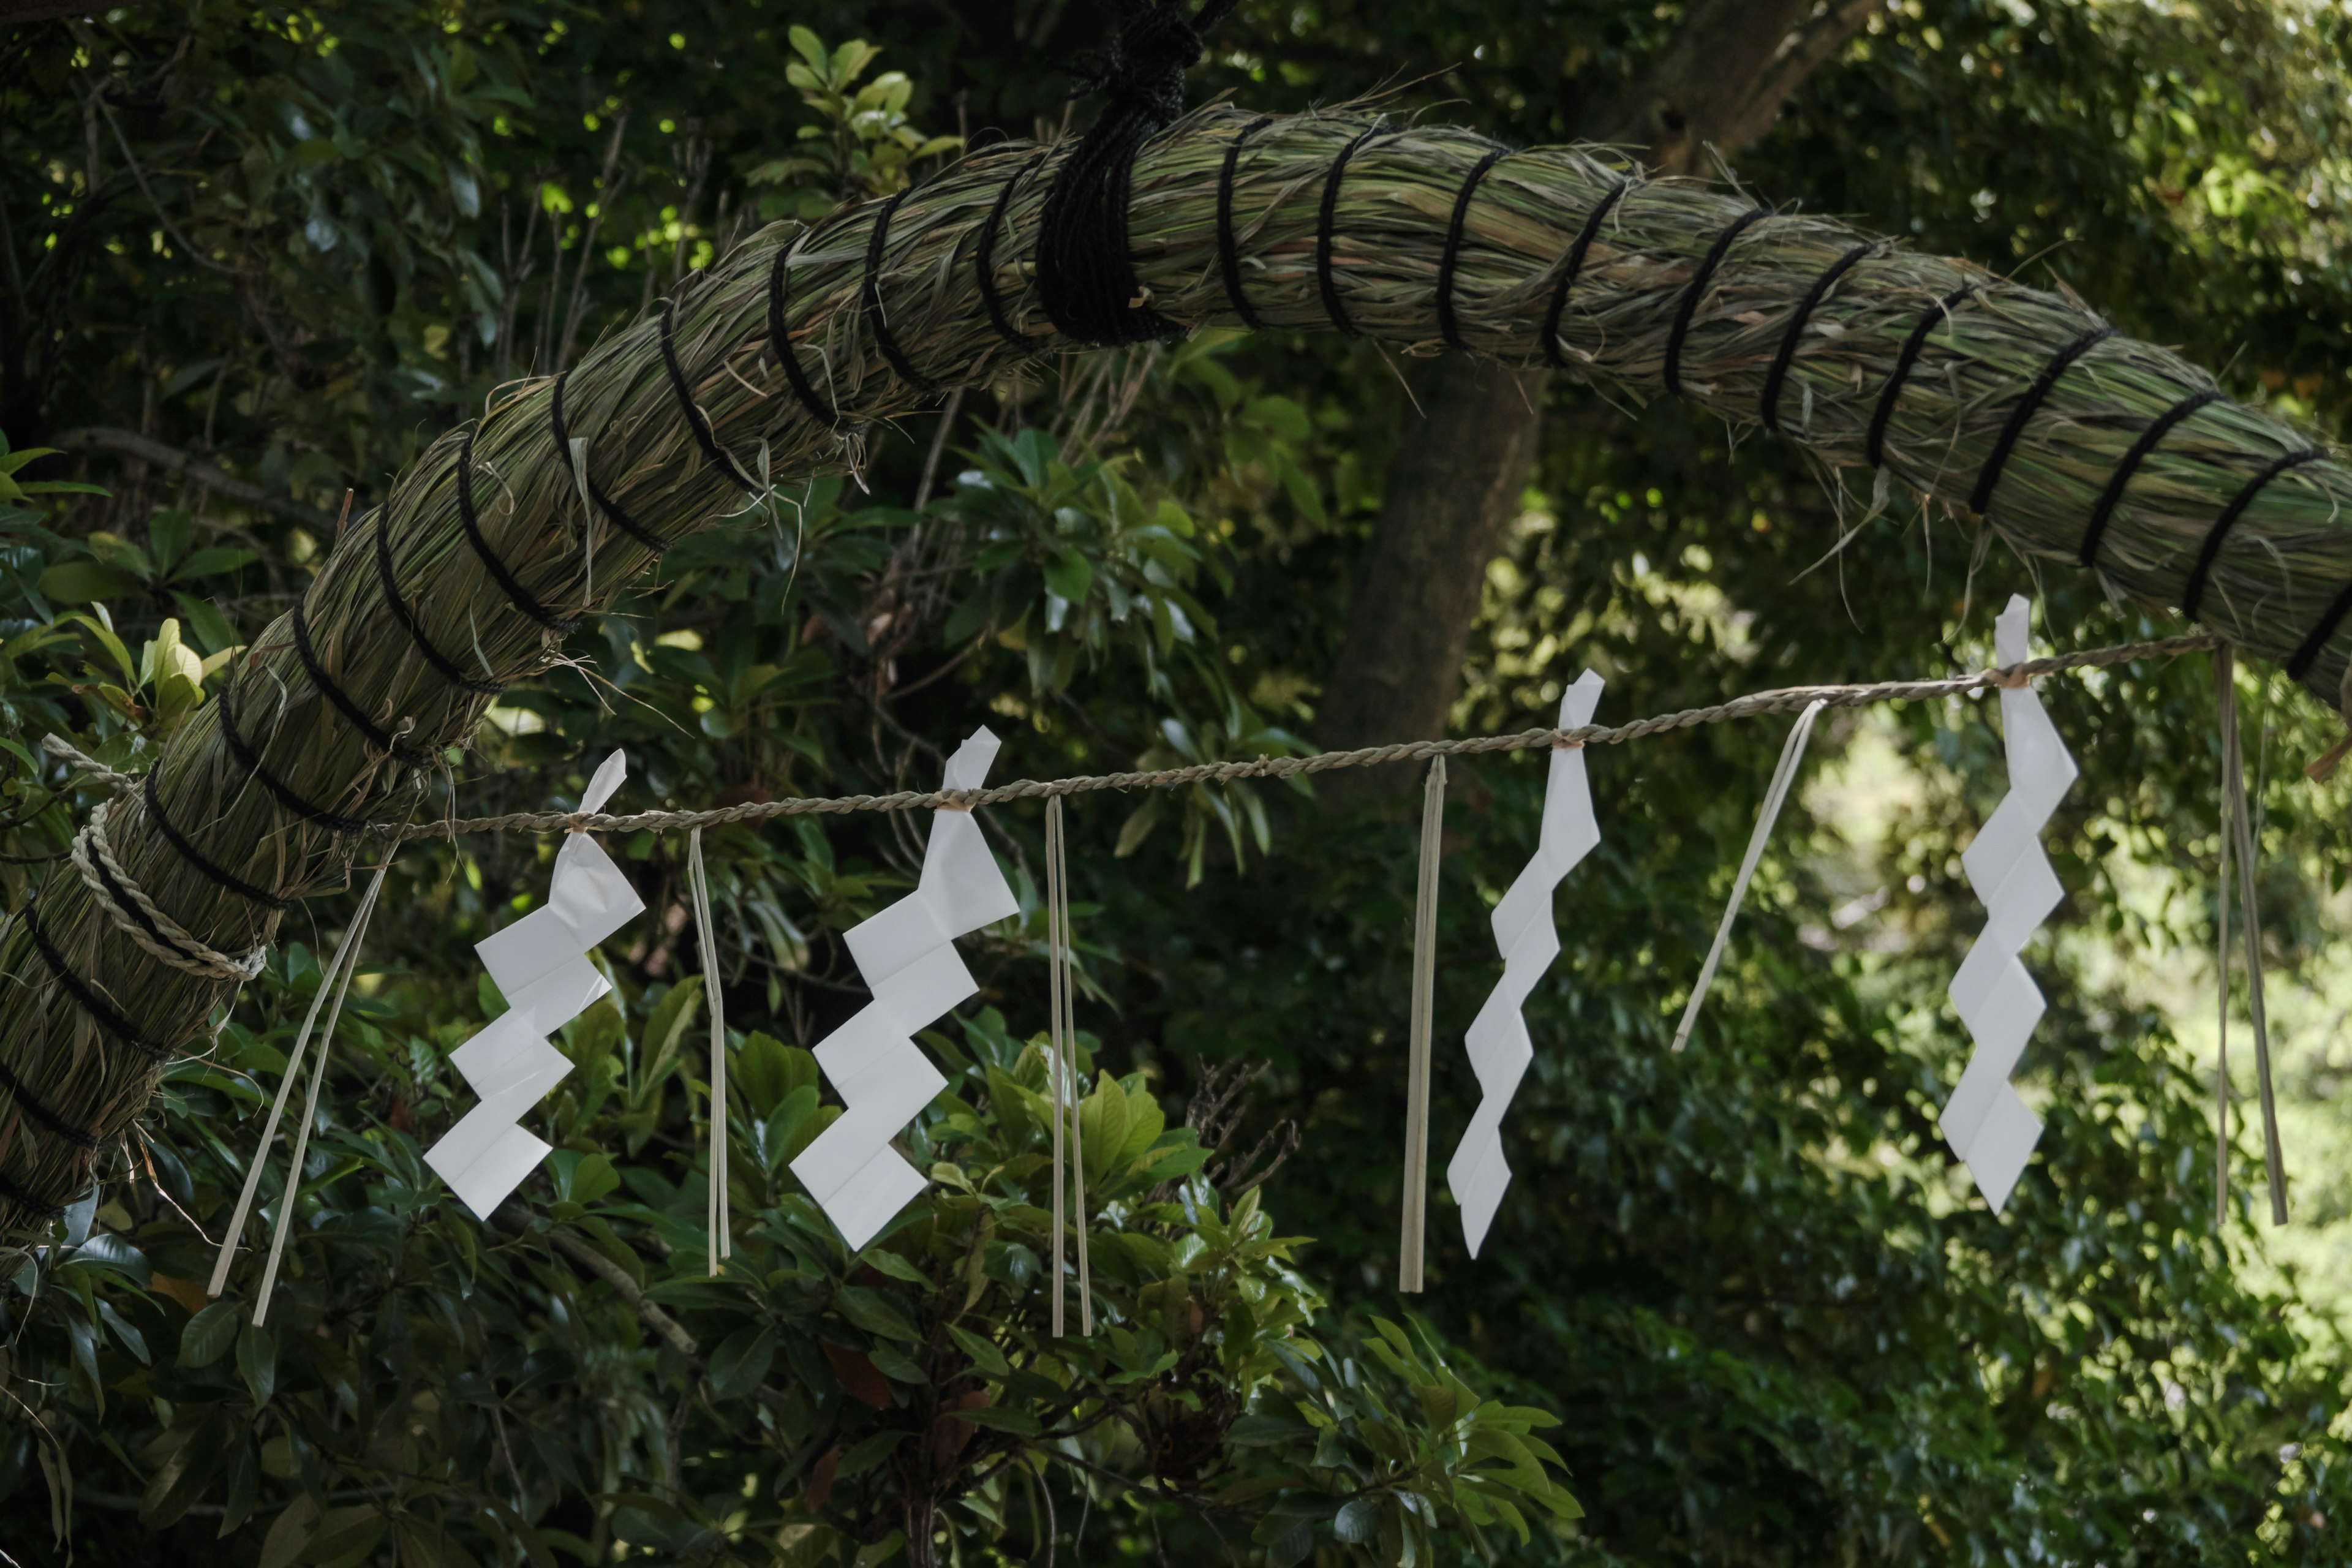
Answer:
xmin=792 ymin=728 xmax=1018 ymax=1250
xmin=1941 ymin=595 xmax=2078 ymax=1214
xmin=1449 ymin=669 xmax=1605 ymax=1257
xmin=428 ymin=752 xmax=646 ymax=1218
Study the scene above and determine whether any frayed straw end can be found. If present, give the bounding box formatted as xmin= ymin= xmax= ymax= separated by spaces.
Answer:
xmin=2305 ymin=730 xmax=2352 ymax=783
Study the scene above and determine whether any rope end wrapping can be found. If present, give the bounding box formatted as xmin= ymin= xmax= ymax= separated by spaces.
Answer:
xmin=1034 ymin=0 xmax=1238 ymax=346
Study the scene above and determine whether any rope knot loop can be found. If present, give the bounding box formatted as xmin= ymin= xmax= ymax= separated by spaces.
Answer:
xmin=1036 ymin=0 xmax=1238 ymax=346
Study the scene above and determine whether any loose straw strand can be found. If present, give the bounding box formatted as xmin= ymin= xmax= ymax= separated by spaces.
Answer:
xmin=2215 ymin=652 xmax=2233 ymax=1228
xmin=1049 ymin=797 xmax=1091 ymax=1334
xmin=1047 ymin=796 xmax=1068 ymax=1338
xmin=1400 ymin=756 xmax=1445 ymax=1294
xmin=2218 ymin=649 xmax=2289 ymax=1224
xmin=251 ymin=859 xmax=392 ymax=1326
xmin=1673 ymin=700 xmax=1828 ymax=1052
xmin=688 ymin=827 xmax=731 ymax=1274
xmin=207 ymin=858 xmax=393 ymax=1301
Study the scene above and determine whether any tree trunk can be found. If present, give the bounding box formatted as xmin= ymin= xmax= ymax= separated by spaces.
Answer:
xmin=1316 ymin=0 xmax=1880 ymax=778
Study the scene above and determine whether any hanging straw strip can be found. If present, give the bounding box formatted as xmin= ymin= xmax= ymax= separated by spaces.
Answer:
xmin=206 ymin=854 xmax=393 ymax=1317
xmin=2214 ymin=647 xmax=2289 ymax=1225
xmin=687 ymin=827 xmax=732 ymax=1275
xmin=361 ymin=633 xmax=2218 ymax=842
xmin=1045 ymin=796 xmax=1092 ymax=1335
xmin=1671 ymin=699 xmax=1828 ymax=1052
xmin=1398 ymin=755 xmax=1446 ymax=1293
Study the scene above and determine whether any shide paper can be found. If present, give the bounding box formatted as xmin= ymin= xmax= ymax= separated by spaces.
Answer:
xmin=1942 ymin=596 xmax=2077 ymax=1213
xmin=1449 ymin=671 xmax=1605 ymax=1257
xmin=791 ymin=729 xmax=1019 ymax=1251
xmin=428 ymin=752 xmax=645 ymax=1218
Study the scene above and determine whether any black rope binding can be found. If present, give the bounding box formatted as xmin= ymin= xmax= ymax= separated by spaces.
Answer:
xmin=767 ymin=234 xmax=843 ymax=431
xmin=2290 ymin=575 xmax=2352 ymax=681
xmin=23 ymin=895 xmax=172 ymax=1063
xmin=1315 ymin=125 xmax=1390 ymax=336
xmin=0 ymin=1166 xmax=66 ymax=1219
xmin=978 ymin=148 xmax=1053 ymax=348
xmin=372 ymin=510 xmax=507 ymax=698
xmin=1968 ymin=325 xmax=2117 ymax=516
xmin=1759 ymin=243 xmax=1874 ymax=434
xmin=2182 ymin=448 xmax=2324 ymax=620
xmin=2075 ymin=388 xmax=2222 ymax=569
xmin=1664 ymin=206 xmax=1771 ymax=398
xmin=292 ymin=598 xmax=430 ymax=769
xmin=216 ymin=673 xmax=369 ymax=834
xmin=551 ymin=372 xmax=670 ymax=556
xmin=861 ymin=189 xmax=944 ymax=404
xmin=1541 ymin=179 xmax=1632 ymax=372
xmin=659 ymin=294 xmax=766 ymax=490
xmin=1216 ymin=116 xmax=1274 ymax=332
xmin=82 ymin=839 xmax=209 ymax=975
xmin=455 ymin=424 xmax=581 ymax=635
xmin=143 ymin=766 xmax=291 ymax=911
xmin=1035 ymin=0 xmax=1240 ymax=344
xmin=1436 ymin=148 xmax=1509 ymax=352
xmin=0 ymin=1051 xmax=102 ymax=1153
xmin=1867 ymin=282 xmax=1978 ymax=469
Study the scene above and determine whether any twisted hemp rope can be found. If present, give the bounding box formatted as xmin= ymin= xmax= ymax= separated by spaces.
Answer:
xmin=69 ymin=796 xmax=266 ymax=982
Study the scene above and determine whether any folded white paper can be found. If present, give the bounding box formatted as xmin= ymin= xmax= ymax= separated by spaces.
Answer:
xmin=1940 ymin=597 xmax=2076 ymax=1213
xmin=791 ymin=729 xmax=1018 ymax=1250
xmin=428 ymin=752 xmax=646 ymax=1218
xmin=1448 ymin=671 xmax=1605 ymax=1257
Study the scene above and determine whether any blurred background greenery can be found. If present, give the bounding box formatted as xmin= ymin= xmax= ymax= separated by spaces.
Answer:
xmin=7 ymin=0 xmax=2352 ymax=1562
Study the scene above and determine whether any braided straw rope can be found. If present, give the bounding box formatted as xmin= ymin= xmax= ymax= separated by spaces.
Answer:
xmin=69 ymin=797 xmax=267 ymax=982
xmin=372 ymin=632 xmax=2217 ymax=840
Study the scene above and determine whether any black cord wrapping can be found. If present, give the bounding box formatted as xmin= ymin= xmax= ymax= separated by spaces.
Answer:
xmin=1541 ymin=179 xmax=1632 ymax=372
xmin=1664 ymin=207 xmax=1771 ymax=397
xmin=23 ymin=895 xmax=172 ymax=1064
xmin=1315 ymin=125 xmax=1390 ymax=336
xmin=292 ymin=598 xmax=429 ymax=769
xmin=978 ymin=148 xmax=1053 ymax=348
xmin=767 ymin=235 xmax=843 ymax=430
xmin=659 ymin=295 xmax=766 ymax=489
xmin=1759 ymin=243 xmax=1874 ymax=434
xmin=372 ymin=510 xmax=507 ymax=698
xmin=1035 ymin=0 xmax=1240 ymax=345
xmin=144 ymin=766 xmax=291 ymax=911
xmin=1866 ymin=283 xmax=1978 ymax=469
xmin=83 ymin=838 xmax=206 ymax=974
xmin=2182 ymin=448 xmax=2324 ymax=620
xmin=1969 ymin=325 xmax=2117 ymax=516
xmin=455 ymin=424 xmax=581 ymax=635
xmin=0 ymin=1167 xmax=66 ymax=1219
xmin=0 ymin=1051 xmax=102 ymax=1153
xmin=861 ymin=189 xmax=944 ymax=404
xmin=550 ymin=372 xmax=669 ymax=556
xmin=1436 ymin=148 xmax=1508 ymax=352
xmin=2075 ymin=388 xmax=2222 ymax=569
xmin=2290 ymin=576 xmax=2352 ymax=681
xmin=216 ymin=673 xmax=370 ymax=835
xmin=1215 ymin=116 xmax=1274 ymax=331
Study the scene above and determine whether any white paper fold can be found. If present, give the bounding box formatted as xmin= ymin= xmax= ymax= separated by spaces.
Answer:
xmin=1447 ymin=671 xmax=1605 ymax=1257
xmin=1940 ymin=597 xmax=2076 ymax=1213
xmin=791 ymin=727 xmax=1018 ymax=1250
xmin=427 ymin=752 xmax=645 ymax=1218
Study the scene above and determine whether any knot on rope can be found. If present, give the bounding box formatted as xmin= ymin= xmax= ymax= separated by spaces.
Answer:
xmin=1036 ymin=0 xmax=1237 ymax=345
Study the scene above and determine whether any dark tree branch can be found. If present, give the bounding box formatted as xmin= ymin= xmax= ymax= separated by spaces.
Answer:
xmin=47 ymin=426 xmax=342 ymax=530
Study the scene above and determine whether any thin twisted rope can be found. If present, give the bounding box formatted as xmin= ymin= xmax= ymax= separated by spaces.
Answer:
xmin=378 ymin=633 xmax=2217 ymax=840
xmin=69 ymin=797 xmax=266 ymax=981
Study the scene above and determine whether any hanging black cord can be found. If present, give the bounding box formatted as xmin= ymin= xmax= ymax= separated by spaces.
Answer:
xmin=1035 ymin=0 xmax=1240 ymax=344
xmin=978 ymin=148 xmax=1054 ymax=347
xmin=1436 ymin=148 xmax=1508 ymax=352
xmin=1759 ymin=243 xmax=1875 ymax=434
xmin=2075 ymin=388 xmax=2222 ymax=569
xmin=1663 ymin=206 xmax=1770 ymax=397
xmin=1541 ymin=179 xmax=1632 ymax=372
xmin=550 ymin=371 xmax=670 ymax=556
xmin=2182 ymin=448 xmax=2324 ymax=620
xmin=1866 ymin=283 xmax=1978 ymax=469
xmin=1215 ymin=116 xmax=1274 ymax=331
